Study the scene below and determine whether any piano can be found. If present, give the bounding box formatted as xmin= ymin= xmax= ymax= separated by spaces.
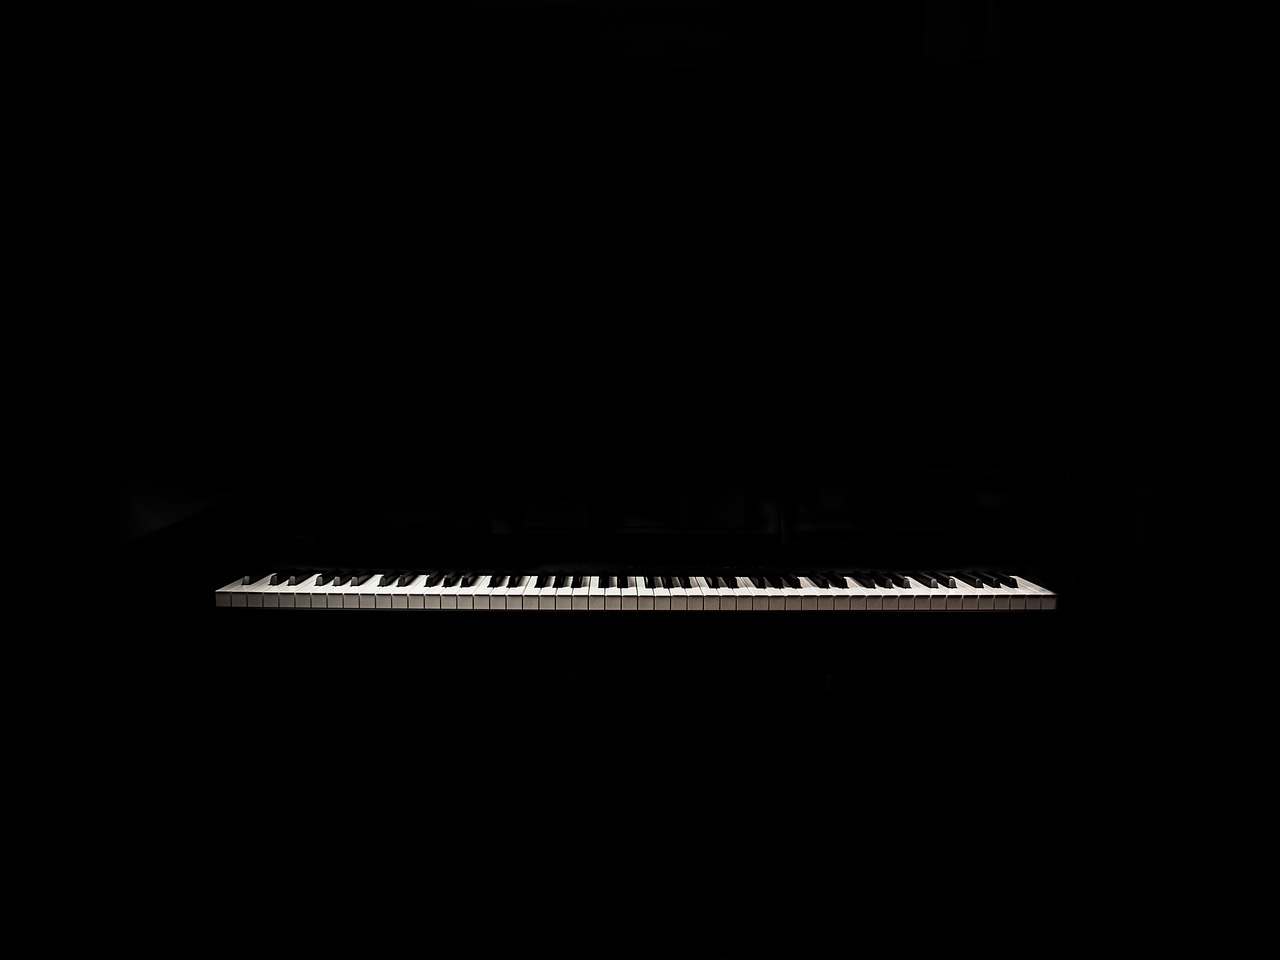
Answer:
xmin=216 ymin=568 xmax=1056 ymax=611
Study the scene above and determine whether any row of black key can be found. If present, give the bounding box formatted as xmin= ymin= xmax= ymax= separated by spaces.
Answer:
xmin=245 ymin=570 xmax=1021 ymax=590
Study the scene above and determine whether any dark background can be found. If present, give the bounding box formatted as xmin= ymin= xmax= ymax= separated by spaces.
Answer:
xmin=94 ymin=4 xmax=1163 ymax=957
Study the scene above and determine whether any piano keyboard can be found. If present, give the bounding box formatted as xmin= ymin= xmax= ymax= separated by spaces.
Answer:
xmin=215 ymin=572 xmax=1056 ymax=611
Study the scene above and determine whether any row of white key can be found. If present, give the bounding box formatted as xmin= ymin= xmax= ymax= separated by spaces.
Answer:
xmin=216 ymin=574 xmax=1055 ymax=610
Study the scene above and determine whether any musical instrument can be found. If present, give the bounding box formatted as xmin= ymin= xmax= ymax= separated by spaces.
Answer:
xmin=216 ymin=569 xmax=1055 ymax=610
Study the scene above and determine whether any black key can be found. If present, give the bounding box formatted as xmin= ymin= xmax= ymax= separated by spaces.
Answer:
xmin=909 ymin=572 xmax=940 ymax=588
xmin=439 ymin=572 xmax=460 ymax=588
xmin=572 ymin=573 xmax=584 ymax=589
xmin=825 ymin=572 xmax=848 ymax=589
xmin=947 ymin=571 xmax=984 ymax=588
xmin=883 ymin=572 xmax=909 ymax=589
xmin=535 ymin=574 xmax=551 ymax=588
xmin=748 ymin=574 xmax=766 ymax=589
xmin=314 ymin=571 xmax=337 ymax=586
xmin=270 ymin=571 xmax=293 ymax=586
xmin=780 ymin=573 xmax=801 ymax=589
xmin=424 ymin=572 xmax=446 ymax=587
xmin=456 ymin=573 xmax=474 ymax=588
xmin=329 ymin=570 xmax=352 ymax=587
xmin=988 ymin=572 xmax=1019 ymax=588
xmin=972 ymin=571 xmax=1008 ymax=589
xmin=488 ymin=574 xmax=506 ymax=588
xmin=808 ymin=573 xmax=830 ymax=589
xmin=507 ymin=575 xmax=524 ymax=589
xmin=350 ymin=572 xmax=374 ymax=587
xmin=398 ymin=572 xmax=421 ymax=587
xmin=288 ymin=571 xmax=316 ymax=586
xmin=553 ymin=573 xmax=568 ymax=589
xmin=378 ymin=571 xmax=401 ymax=587
xmin=847 ymin=572 xmax=875 ymax=589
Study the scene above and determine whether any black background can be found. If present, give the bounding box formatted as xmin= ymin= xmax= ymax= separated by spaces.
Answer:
xmin=95 ymin=4 xmax=1164 ymax=957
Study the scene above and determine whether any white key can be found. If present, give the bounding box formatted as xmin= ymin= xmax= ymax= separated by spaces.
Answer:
xmin=681 ymin=577 xmax=703 ymax=611
xmin=436 ymin=573 xmax=464 ymax=610
xmin=651 ymin=576 xmax=671 ymax=611
xmin=782 ymin=577 xmax=804 ymax=611
xmin=986 ymin=579 xmax=1014 ymax=611
xmin=486 ymin=576 xmax=517 ymax=611
xmin=328 ymin=574 xmax=366 ymax=609
xmin=823 ymin=575 xmax=851 ymax=611
xmin=215 ymin=577 xmax=243 ymax=606
xmin=236 ymin=574 xmax=274 ymax=607
xmin=363 ymin=574 xmax=398 ymax=609
xmin=488 ymin=574 xmax=520 ymax=610
xmin=555 ymin=576 xmax=575 ymax=611
xmin=717 ymin=576 xmax=742 ymax=611
xmin=1014 ymin=575 xmax=1056 ymax=610
xmin=992 ymin=575 xmax=1040 ymax=611
xmin=587 ymin=576 xmax=605 ymax=611
xmin=950 ymin=578 xmax=994 ymax=610
xmin=603 ymin=575 xmax=622 ymax=611
xmin=312 ymin=576 xmax=341 ymax=609
xmin=468 ymin=576 xmax=491 ymax=611
xmin=831 ymin=576 xmax=869 ymax=611
xmin=533 ymin=576 xmax=556 ymax=611
xmin=416 ymin=573 xmax=449 ymax=610
xmin=945 ymin=578 xmax=980 ymax=610
xmin=762 ymin=578 xmax=786 ymax=611
xmin=726 ymin=576 xmax=753 ymax=611
xmin=807 ymin=576 xmax=834 ymax=611
xmin=261 ymin=577 xmax=295 ymax=608
xmin=694 ymin=576 xmax=719 ymax=611
xmin=886 ymin=577 xmax=922 ymax=611
xmin=795 ymin=576 xmax=824 ymax=611
xmin=285 ymin=573 xmax=323 ymax=608
xmin=216 ymin=576 xmax=259 ymax=607
xmin=636 ymin=575 xmax=654 ymax=611
xmin=515 ymin=575 xmax=540 ymax=610
xmin=859 ymin=578 xmax=885 ymax=610
xmin=741 ymin=577 xmax=768 ymax=611
xmin=1000 ymin=578 xmax=1030 ymax=611
xmin=619 ymin=574 xmax=637 ymax=611
xmin=357 ymin=575 xmax=389 ymax=609
xmin=570 ymin=575 xmax=592 ymax=611
xmin=386 ymin=574 xmax=423 ymax=609
xmin=669 ymin=576 xmax=691 ymax=611
xmin=905 ymin=576 xmax=948 ymax=611
xmin=273 ymin=574 xmax=314 ymax=608
xmin=456 ymin=574 xmax=486 ymax=610
xmin=860 ymin=577 xmax=903 ymax=610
